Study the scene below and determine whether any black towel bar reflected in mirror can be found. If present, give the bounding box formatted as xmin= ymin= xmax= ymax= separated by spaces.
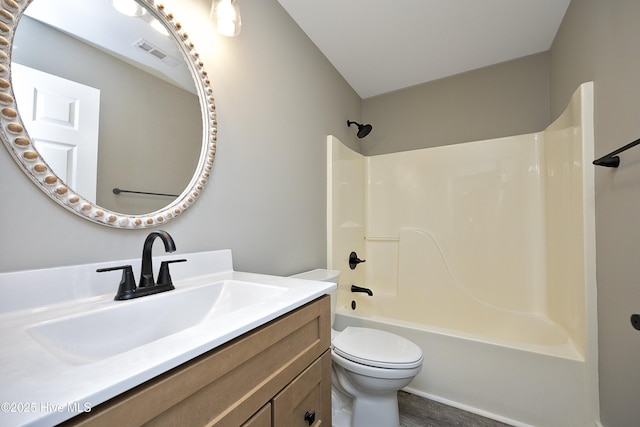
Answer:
xmin=113 ymin=188 xmax=179 ymax=198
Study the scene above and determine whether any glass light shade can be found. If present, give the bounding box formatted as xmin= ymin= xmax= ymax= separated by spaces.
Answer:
xmin=110 ymin=0 xmax=145 ymax=17
xmin=149 ymin=17 xmax=170 ymax=36
xmin=211 ymin=0 xmax=242 ymax=37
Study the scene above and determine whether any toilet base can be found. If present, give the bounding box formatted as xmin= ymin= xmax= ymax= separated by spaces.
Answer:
xmin=332 ymin=386 xmax=400 ymax=427
xmin=332 ymin=403 xmax=352 ymax=427
xmin=331 ymin=383 xmax=353 ymax=427
xmin=351 ymin=392 xmax=400 ymax=427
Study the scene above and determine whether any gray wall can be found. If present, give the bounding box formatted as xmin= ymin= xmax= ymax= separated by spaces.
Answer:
xmin=551 ymin=1 xmax=640 ymax=425
xmin=0 ymin=0 xmax=362 ymax=275
xmin=361 ymin=52 xmax=551 ymax=156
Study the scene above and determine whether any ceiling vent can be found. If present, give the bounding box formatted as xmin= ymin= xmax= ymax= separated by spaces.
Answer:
xmin=133 ymin=39 xmax=180 ymax=66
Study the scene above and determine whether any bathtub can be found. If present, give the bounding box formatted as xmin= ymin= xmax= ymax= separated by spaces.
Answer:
xmin=334 ymin=302 xmax=587 ymax=427
xmin=332 ymin=229 xmax=589 ymax=427
xmin=327 ymin=83 xmax=598 ymax=427
xmin=331 ymin=227 xmax=591 ymax=426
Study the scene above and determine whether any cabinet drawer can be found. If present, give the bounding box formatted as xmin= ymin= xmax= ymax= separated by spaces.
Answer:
xmin=242 ymin=403 xmax=271 ymax=427
xmin=273 ymin=351 xmax=331 ymax=427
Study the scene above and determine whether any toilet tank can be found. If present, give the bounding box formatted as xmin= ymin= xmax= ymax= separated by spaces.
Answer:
xmin=290 ymin=269 xmax=339 ymax=326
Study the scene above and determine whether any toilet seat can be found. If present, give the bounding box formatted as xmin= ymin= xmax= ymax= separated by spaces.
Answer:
xmin=332 ymin=327 xmax=423 ymax=369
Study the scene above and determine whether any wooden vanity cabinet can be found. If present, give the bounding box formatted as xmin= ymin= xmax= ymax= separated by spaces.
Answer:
xmin=63 ymin=295 xmax=331 ymax=427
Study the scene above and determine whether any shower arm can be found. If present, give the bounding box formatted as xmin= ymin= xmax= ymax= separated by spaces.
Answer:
xmin=593 ymin=136 xmax=640 ymax=167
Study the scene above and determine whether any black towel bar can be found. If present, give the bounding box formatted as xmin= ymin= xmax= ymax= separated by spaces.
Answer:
xmin=593 ymin=137 xmax=640 ymax=168
xmin=112 ymin=188 xmax=179 ymax=198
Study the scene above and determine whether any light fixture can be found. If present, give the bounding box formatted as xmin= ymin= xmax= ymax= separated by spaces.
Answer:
xmin=211 ymin=0 xmax=242 ymax=37
xmin=148 ymin=18 xmax=170 ymax=36
xmin=110 ymin=0 xmax=169 ymax=37
xmin=109 ymin=0 xmax=145 ymax=17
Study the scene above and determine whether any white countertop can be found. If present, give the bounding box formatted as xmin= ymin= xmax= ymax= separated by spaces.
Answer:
xmin=0 ymin=250 xmax=335 ymax=426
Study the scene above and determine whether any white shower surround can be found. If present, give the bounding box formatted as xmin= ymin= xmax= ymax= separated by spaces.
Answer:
xmin=328 ymin=82 xmax=598 ymax=426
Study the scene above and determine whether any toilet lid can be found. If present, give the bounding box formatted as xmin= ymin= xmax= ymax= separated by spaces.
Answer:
xmin=332 ymin=327 xmax=423 ymax=369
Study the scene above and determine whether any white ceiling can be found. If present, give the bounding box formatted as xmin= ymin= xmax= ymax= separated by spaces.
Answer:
xmin=276 ymin=0 xmax=571 ymax=99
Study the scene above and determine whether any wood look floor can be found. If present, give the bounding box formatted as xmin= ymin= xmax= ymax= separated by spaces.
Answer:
xmin=398 ymin=391 xmax=513 ymax=427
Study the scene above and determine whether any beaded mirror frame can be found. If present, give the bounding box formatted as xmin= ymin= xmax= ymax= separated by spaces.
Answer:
xmin=0 ymin=0 xmax=217 ymax=228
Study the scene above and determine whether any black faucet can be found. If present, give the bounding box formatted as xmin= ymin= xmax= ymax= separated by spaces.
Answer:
xmin=351 ymin=284 xmax=373 ymax=296
xmin=139 ymin=230 xmax=176 ymax=288
xmin=97 ymin=230 xmax=186 ymax=300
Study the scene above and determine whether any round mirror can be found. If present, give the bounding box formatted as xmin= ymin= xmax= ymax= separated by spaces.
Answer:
xmin=1 ymin=0 xmax=217 ymax=228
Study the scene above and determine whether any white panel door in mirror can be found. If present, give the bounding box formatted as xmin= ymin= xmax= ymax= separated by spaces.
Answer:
xmin=11 ymin=63 xmax=100 ymax=203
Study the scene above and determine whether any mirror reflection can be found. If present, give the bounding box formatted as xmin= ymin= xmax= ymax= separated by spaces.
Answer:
xmin=12 ymin=0 xmax=203 ymax=215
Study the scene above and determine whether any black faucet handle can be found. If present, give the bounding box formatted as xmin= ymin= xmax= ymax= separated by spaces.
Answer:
xmin=97 ymin=265 xmax=137 ymax=300
xmin=157 ymin=259 xmax=187 ymax=287
xmin=349 ymin=251 xmax=366 ymax=270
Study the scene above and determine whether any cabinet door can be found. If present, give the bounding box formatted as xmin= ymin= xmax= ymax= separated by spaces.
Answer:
xmin=242 ymin=403 xmax=272 ymax=427
xmin=272 ymin=351 xmax=331 ymax=427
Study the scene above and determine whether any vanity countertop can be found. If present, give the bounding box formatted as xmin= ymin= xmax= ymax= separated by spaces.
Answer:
xmin=0 ymin=250 xmax=335 ymax=427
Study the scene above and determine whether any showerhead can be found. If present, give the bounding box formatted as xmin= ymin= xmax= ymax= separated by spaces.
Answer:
xmin=347 ymin=120 xmax=373 ymax=139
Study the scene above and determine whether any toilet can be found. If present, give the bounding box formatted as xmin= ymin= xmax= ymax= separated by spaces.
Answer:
xmin=291 ymin=269 xmax=423 ymax=427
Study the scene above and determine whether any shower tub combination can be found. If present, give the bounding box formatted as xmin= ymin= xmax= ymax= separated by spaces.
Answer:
xmin=327 ymin=83 xmax=598 ymax=427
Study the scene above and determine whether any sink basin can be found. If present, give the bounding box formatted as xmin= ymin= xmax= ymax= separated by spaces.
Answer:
xmin=26 ymin=280 xmax=287 ymax=364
